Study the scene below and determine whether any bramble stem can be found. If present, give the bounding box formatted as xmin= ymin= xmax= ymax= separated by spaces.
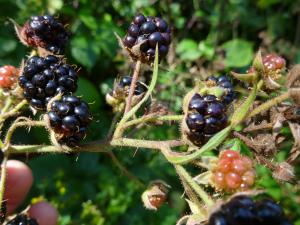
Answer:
xmin=122 ymin=114 xmax=183 ymax=129
xmin=0 ymin=156 xmax=8 ymax=210
xmin=124 ymin=60 xmax=142 ymax=114
xmin=246 ymin=91 xmax=290 ymax=119
xmin=4 ymin=120 xmax=46 ymax=148
xmin=107 ymin=111 xmax=123 ymax=138
xmin=114 ymin=47 xmax=159 ymax=138
xmin=106 ymin=151 xmax=145 ymax=188
xmin=0 ymin=99 xmax=27 ymax=121
xmin=175 ymin=165 xmax=214 ymax=207
xmin=1 ymin=97 xmax=13 ymax=114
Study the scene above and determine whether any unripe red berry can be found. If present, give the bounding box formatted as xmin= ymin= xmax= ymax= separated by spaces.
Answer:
xmin=0 ymin=65 xmax=18 ymax=89
xmin=212 ymin=150 xmax=255 ymax=192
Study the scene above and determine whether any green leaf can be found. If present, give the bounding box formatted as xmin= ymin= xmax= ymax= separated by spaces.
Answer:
xmin=0 ymin=38 xmax=17 ymax=57
xmin=176 ymin=39 xmax=201 ymax=61
xmin=75 ymin=77 xmax=102 ymax=111
xmin=198 ymin=40 xmax=214 ymax=59
xmin=222 ymin=39 xmax=253 ymax=67
xmin=71 ymin=36 xmax=100 ymax=69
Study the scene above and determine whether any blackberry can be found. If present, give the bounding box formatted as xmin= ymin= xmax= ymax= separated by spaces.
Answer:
xmin=184 ymin=93 xmax=227 ymax=146
xmin=18 ymin=55 xmax=78 ymax=110
xmin=6 ymin=214 xmax=38 ymax=225
xmin=208 ymin=196 xmax=293 ymax=225
xmin=123 ymin=13 xmax=171 ymax=63
xmin=22 ymin=15 xmax=70 ymax=54
xmin=47 ymin=95 xmax=92 ymax=146
xmin=206 ymin=76 xmax=236 ymax=104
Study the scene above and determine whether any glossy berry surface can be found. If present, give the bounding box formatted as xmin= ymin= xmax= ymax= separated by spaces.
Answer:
xmin=6 ymin=213 xmax=39 ymax=225
xmin=208 ymin=195 xmax=293 ymax=225
xmin=23 ymin=15 xmax=70 ymax=54
xmin=48 ymin=95 xmax=92 ymax=146
xmin=263 ymin=54 xmax=286 ymax=72
xmin=185 ymin=93 xmax=227 ymax=146
xmin=206 ymin=75 xmax=236 ymax=104
xmin=18 ymin=55 xmax=78 ymax=110
xmin=212 ymin=150 xmax=255 ymax=192
xmin=0 ymin=65 xmax=18 ymax=89
xmin=123 ymin=13 xmax=171 ymax=62
xmin=247 ymin=54 xmax=286 ymax=74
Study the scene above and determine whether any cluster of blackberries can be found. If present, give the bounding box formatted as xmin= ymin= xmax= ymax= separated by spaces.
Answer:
xmin=123 ymin=14 xmax=171 ymax=62
xmin=208 ymin=195 xmax=293 ymax=225
xmin=18 ymin=55 xmax=77 ymax=110
xmin=23 ymin=15 xmax=70 ymax=54
xmin=185 ymin=93 xmax=227 ymax=146
xmin=6 ymin=214 xmax=38 ymax=225
xmin=48 ymin=95 xmax=92 ymax=146
xmin=206 ymin=76 xmax=236 ymax=104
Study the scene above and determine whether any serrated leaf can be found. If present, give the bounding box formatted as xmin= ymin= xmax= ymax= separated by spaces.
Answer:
xmin=222 ymin=39 xmax=253 ymax=68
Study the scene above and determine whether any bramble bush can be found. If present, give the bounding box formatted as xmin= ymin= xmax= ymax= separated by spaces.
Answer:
xmin=0 ymin=0 xmax=300 ymax=225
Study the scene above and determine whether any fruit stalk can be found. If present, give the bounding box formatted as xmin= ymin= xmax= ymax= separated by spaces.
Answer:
xmin=0 ymin=156 xmax=8 ymax=213
xmin=246 ymin=91 xmax=290 ymax=119
xmin=124 ymin=60 xmax=142 ymax=114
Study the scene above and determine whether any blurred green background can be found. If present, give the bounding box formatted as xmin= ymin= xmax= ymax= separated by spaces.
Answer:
xmin=0 ymin=0 xmax=300 ymax=224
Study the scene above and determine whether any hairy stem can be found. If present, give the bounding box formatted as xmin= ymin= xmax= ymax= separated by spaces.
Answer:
xmin=107 ymin=151 xmax=145 ymax=188
xmin=124 ymin=60 xmax=142 ymax=114
xmin=175 ymin=165 xmax=214 ymax=207
xmin=0 ymin=157 xmax=8 ymax=210
xmin=114 ymin=47 xmax=159 ymax=138
xmin=246 ymin=91 xmax=290 ymax=119
xmin=4 ymin=120 xmax=46 ymax=148
xmin=122 ymin=114 xmax=183 ymax=130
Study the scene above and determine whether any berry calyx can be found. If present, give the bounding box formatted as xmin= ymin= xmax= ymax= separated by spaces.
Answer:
xmin=21 ymin=15 xmax=70 ymax=54
xmin=47 ymin=95 xmax=92 ymax=146
xmin=212 ymin=150 xmax=255 ymax=192
xmin=6 ymin=213 xmax=39 ymax=225
xmin=18 ymin=55 xmax=78 ymax=110
xmin=0 ymin=65 xmax=19 ymax=89
xmin=206 ymin=75 xmax=236 ymax=104
xmin=208 ymin=195 xmax=293 ymax=225
xmin=123 ymin=14 xmax=171 ymax=63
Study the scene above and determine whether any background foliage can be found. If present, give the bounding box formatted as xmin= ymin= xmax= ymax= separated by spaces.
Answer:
xmin=0 ymin=0 xmax=300 ymax=224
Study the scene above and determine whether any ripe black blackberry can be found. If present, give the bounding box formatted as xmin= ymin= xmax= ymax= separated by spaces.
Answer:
xmin=47 ymin=95 xmax=92 ymax=146
xmin=22 ymin=15 xmax=70 ymax=54
xmin=184 ymin=93 xmax=227 ymax=146
xmin=206 ymin=76 xmax=236 ymax=104
xmin=123 ymin=14 xmax=171 ymax=63
xmin=208 ymin=195 xmax=293 ymax=225
xmin=18 ymin=55 xmax=78 ymax=110
xmin=6 ymin=214 xmax=38 ymax=225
